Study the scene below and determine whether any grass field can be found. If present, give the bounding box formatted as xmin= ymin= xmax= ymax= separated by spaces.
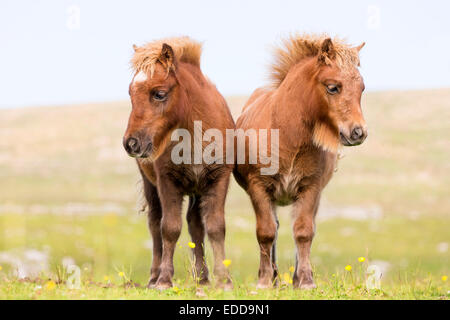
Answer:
xmin=0 ymin=89 xmax=449 ymax=299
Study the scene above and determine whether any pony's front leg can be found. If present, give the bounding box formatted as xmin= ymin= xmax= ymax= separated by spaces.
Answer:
xmin=141 ymin=174 xmax=163 ymax=288
xmin=154 ymin=177 xmax=183 ymax=290
xmin=248 ymin=183 xmax=277 ymax=289
xmin=292 ymin=185 xmax=321 ymax=289
xmin=201 ymin=175 xmax=232 ymax=289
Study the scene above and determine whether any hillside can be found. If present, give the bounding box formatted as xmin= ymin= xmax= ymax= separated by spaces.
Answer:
xmin=1 ymin=89 xmax=448 ymax=217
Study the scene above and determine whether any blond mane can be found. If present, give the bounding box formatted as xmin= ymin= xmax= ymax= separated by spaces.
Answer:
xmin=269 ymin=33 xmax=361 ymax=87
xmin=131 ymin=36 xmax=202 ymax=76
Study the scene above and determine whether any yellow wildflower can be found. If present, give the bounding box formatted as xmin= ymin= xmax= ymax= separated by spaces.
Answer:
xmin=283 ymin=272 xmax=290 ymax=283
xmin=358 ymin=257 xmax=366 ymax=263
xmin=222 ymin=259 xmax=232 ymax=268
xmin=345 ymin=265 xmax=352 ymax=272
xmin=173 ymin=286 xmax=180 ymax=293
xmin=104 ymin=275 xmax=110 ymax=281
xmin=45 ymin=280 xmax=56 ymax=291
xmin=188 ymin=242 xmax=196 ymax=249
xmin=0 ymin=266 xmax=2 ymax=271
xmin=289 ymin=266 xmax=295 ymax=273
xmin=442 ymin=275 xmax=448 ymax=282
xmin=118 ymin=271 xmax=125 ymax=278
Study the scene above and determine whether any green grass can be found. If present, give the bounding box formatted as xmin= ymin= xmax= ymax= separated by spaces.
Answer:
xmin=1 ymin=279 xmax=447 ymax=300
xmin=0 ymin=89 xmax=449 ymax=299
xmin=0 ymin=213 xmax=448 ymax=299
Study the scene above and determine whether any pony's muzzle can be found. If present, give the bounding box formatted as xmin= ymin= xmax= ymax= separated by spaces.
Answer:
xmin=351 ymin=126 xmax=365 ymax=141
xmin=123 ymin=136 xmax=152 ymax=158
xmin=340 ymin=125 xmax=367 ymax=146
xmin=124 ymin=137 xmax=140 ymax=155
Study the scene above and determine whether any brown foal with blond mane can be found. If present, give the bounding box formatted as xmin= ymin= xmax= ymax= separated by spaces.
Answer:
xmin=123 ymin=37 xmax=234 ymax=289
xmin=234 ymin=34 xmax=367 ymax=289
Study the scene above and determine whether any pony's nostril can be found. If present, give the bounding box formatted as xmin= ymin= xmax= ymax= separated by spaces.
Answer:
xmin=125 ymin=137 xmax=140 ymax=154
xmin=128 ymin=138 xmax=136 ymax=148
xmin=351 ymin=127 xmax=363 ymax=140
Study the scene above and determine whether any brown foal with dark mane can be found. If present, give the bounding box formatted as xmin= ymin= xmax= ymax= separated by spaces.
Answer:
xmin=234 ymin=34 xmax=367 ymax=289
xmin=123 ymin=37 xmax=234 ymax=290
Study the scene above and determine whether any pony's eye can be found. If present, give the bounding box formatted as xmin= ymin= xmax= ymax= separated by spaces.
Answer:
xmin=326 ymin=84 xmax=339 ymax=95
xmin=153 ymin=90 xmax=168 ymax=101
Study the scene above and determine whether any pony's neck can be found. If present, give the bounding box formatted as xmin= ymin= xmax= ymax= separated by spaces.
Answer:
xmin=273 ymin=58 xmax=340 ymax=153
xmin=176 ymin=62 xmax=213 ymax=131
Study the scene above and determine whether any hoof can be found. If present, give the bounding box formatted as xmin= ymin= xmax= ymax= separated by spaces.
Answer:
xmin=147 ymin=279 xmax=158 ymax=289
xmin=196 ymin=288 xmax=207 ymax=297
xmin=256 ymin=281 xmax=272 ymax=290
xmin=298 ymin=282 xmax=316 ymax=290
xmin=155 ymin=281 xmax=172 ymax=291
xmin=217 ymin=280 xmax=233 ymax=291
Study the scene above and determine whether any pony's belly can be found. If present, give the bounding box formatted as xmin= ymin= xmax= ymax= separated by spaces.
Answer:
xmin=168 ymin=163 xmax=230 ymax=195
xmin=274 ymin=192 xmax=294 ymax=206
xmin=272 ymin=173 xmax=304 ymax=206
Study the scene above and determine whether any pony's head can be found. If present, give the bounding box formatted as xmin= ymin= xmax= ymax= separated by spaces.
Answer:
xmin=314 ymin=37 xmax=367 ymax=148
xmin=271 ymin=34 xmax=367 ymax=152
xmin=123 ymin=37 xmax=202 ymax=160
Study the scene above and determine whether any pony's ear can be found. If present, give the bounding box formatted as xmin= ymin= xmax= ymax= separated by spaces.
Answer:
xmin=354 ymin=42 xmax=366 ymax=52
xmin=132 ymin=44 xmax=138 ymax=52
xmin=158 ymin=43 xmax=175 ymax=71
xmin=318 ymin=38 xmax=335 ymax=65
xmin=353 ymin=42 xmax=365 ymax=66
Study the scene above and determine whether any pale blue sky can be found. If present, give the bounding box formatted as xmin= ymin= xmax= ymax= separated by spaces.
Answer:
xmin=1 ymin=0 xmax=449 ymax=108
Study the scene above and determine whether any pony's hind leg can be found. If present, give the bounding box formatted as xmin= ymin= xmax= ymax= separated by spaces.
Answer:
xmin=271 ymin=211 xmax=279 ymax=285
xmin=292 ymin=187 xmax=320 ymax=289
xmin=186 ymin=196 xmax=209 ymax=285
xmin=201 ymin=175 xmax=232 ymax=289
xmin=141 ymin=174 xmax=163 ymax=288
